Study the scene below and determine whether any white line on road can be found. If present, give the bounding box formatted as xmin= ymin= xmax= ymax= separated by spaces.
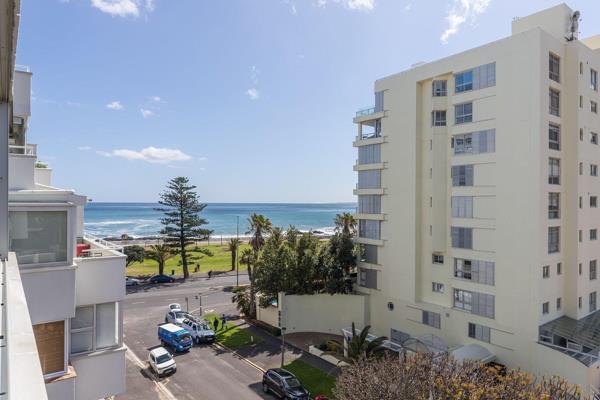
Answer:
xmin=131 ymin=301 xmax=145 ymax=305
xmin=124 ymin=343 xmax=178 ymax=400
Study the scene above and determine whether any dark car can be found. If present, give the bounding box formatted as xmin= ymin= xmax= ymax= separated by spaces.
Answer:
xmin=149 ymin=274 xmax=175 ymax=284
xmin=262 ymin=368 xmax=310 ymax=399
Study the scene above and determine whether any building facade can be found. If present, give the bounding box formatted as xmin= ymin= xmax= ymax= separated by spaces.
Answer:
xmin=0 ymin=2 xmax=126 ymax=399
xmin=354 ymin=3 xmax=600 ymax=394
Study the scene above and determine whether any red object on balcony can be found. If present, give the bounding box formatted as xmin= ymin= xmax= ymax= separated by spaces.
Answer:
xmin=76 ymin=243 xmax=90 ymax=257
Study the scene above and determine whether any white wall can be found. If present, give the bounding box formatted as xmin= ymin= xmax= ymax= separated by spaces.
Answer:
xmin=278 ymin=293 xmax=368 ymax=334
xmin=256 ymin=304 xmax=278 ymax=328
xmin=34 ymin=167 xmax=52 ymax=187
xmin=20 ymin=266 xmax=76 ymax=324
xmin=75 ymin=255 xmax=125 ymax=306
xmin=13 ymin=70 xmax=31 ymax=118
xmin=71 ymin=348 xmax=126 ymax=400
xmin=8 ymin=154 xmax=35 ymax=190
xmin=46 ymin=377 xmax=74 ymax=400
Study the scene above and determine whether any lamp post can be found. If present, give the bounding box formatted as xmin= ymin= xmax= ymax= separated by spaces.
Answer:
xmin=236 ymin=215 xmax=240 ymax=287
xmin=280 ymin=327 xmax=287 ymax=367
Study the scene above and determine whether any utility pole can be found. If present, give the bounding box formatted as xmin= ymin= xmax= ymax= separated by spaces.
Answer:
xmin=195 ymin=293 xmax=202 ymax=318
xmin=280 ymin=327 xmax=287 ymax=367
xmin=236 ymin=215 xmax=240 ymax=287
xmin=185 ymin=296 xmax=189 ymax=312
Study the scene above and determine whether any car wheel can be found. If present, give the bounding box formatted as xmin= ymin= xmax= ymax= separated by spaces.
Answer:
xmin=262 ymin=383 xmax=269 ymax=394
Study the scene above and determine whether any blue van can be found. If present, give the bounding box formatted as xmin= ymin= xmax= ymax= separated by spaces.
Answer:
xmin=158 ymin=323 xmax=193 ymax=352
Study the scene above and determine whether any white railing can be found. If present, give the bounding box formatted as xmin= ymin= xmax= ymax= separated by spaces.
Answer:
xmin=8 ymin=144 xmax=36 ymax=156
xmin=538 ymin=341 xmax=600 ymax=366
xmin=14 ymin=65 xmax=30 ymax=73
xmin=356 ymin=106 xmax=376 ymax=117
xmin=83 ymin=234 xmax=124 ymax=252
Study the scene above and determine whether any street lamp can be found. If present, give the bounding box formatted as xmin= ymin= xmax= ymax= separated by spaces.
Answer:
xmin=280 ymin=327 xmax=287 ymax=367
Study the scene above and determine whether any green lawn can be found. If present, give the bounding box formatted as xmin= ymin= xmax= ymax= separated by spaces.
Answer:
xmin=284 ymin=359 xmax=335 ymax=398
xmin=204 ymin=313 xmax=263 ymax=350
xmin=125 ymin=243 xmax=251 ymax=277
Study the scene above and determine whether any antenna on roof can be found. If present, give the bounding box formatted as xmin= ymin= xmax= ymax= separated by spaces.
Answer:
xmin=567 ymin=11 xmax=580 ymax=41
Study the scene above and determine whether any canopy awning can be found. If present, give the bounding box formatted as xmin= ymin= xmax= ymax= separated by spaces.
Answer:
xmin=450 ymin=343 xmax=495 ymax=364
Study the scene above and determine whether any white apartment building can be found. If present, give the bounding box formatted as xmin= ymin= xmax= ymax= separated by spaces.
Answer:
xmin=0 ymin=1 xmax=126 ymax=399
xmin=354 ymin=3 xmax=600 ymax=395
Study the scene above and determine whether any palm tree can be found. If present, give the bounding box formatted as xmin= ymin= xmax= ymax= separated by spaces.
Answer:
xmin=246 ymin=213 xmax=273 ymax=258
xmin=330 ymin=322 xmax=387 ymax=362
xmin=335 ymin=212 xmax=357 ymax=235
xmin=227 ymin=238 xmax=241 ymax=272
xmin=146 ymin=244 xmax=173 ymax=276
xmin=239 ymin=247 xmax=256 ymax=317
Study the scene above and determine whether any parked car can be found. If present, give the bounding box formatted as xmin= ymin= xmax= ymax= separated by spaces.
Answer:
xmin=262 ymin=368 xmax=310 ymax=399
xmin=148 ymin=347 xmax=176 ymax=377
xmin=125 ymin=277 xmax=141 ymax=286
xmin=165 ymin=310 xmax=187 ymax=326
xmin=168 ymin=303 xmax=182 ymax=312
xmin=181 ymin=318 xmax=215 ymax=344
xmin=158 ymin=323 xmax=193 ymax=352
xmin=150 ymin=274 xmax=175 ymax=284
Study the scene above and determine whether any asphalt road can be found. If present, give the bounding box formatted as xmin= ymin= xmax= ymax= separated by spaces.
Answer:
xmin=117 ymin=274 xmax=273 ymax=400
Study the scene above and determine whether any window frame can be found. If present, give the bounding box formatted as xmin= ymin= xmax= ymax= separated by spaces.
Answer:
xmin=548 ymin=226 xmax=560 ymax=254
xmin=549 ymin=53 xmax=560 ymax=82
xmin=455 ymin=70 xmax=474 ymax=93
xmin=33 ymin=319 xmax=69 ymax=379
xmin=592 ymin=68 xmax=598 ymax=91
xmin=592 ymin=101 xmax=598 ymax=114
xmin=549 ymin=88 xmax=560 ymax=116
xmin=431 ymin=110 xmax=447 ymax=127
xmin=454 ymin=102 xmax=473 ymax=124
xmin=549 ymin=158 xmax=560 ymax=185
xmin=432 ymin=282 xmax=445 ymax=293
xmin=549 ymin=123 xmax=561 ymax=150
xmin=432 ymin=80 xmax=447 ymax=97
xmin=70 ymin=302 xmax=121 ymax=356
xmin=548 ymin=192 xmax=560 ymax=219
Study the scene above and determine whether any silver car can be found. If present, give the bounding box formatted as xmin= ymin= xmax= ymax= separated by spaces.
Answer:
xmin=165 ymin=310 xmax=187 ymax=326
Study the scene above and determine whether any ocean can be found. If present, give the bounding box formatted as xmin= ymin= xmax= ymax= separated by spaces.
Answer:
xmin=84 ymin=202 xmax=356 ymax=239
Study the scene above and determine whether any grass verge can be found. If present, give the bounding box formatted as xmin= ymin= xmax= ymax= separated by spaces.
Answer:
xmin=283 ymin=359 xmax=335 ymax=398
xmin=205 ymin=313 xmax=263 ymax=350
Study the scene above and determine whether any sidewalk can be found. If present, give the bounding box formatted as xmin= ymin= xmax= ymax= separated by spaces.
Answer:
xmin=221 ymin=319 xmax=341 ymax=378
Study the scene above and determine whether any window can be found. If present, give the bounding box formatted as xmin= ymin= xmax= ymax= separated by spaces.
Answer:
xmin=549 ymin=158 xmax=560 ymax=184
xmin=70 ymin=303 xmax=119 ymax=354
xmin=592 ymin=196 xmax=598 ymax=208
xmin=374 ymin=91 xmax=384 ymax=112
xmin=549 ymin=123 xmax=560 ymax=150
xmin=592 ymin=164 xmax=598 ymax=177
xmin=579 ymin=230 xmax=583 ymax=242
xmin=557 ymin=297 xmax=562 ymax=310
xmin=542 ymin=302 xmax=549 ymax=315
xmin=359 ymin=220 xmax=380 ymax=240
xmin=455 ymin=289 xmax=494 ymax=318
xmin=451 ymin=165 xmax=474 ymax=186
xmin=590 ymin=292 xmax=597 ymax=313
xmin=432 ymin=254 xmax=444 ymax=264
xmin=579 ymin=297 xmax=582 ymax=309
xmin=592 ymin=132 xmax=598 ymax=145
xmin=422 ymin=311 xmax=441 ymax=329
xmin=580 ymin=162 xmax=583 ymax=175
xmin=359 ymin=268 xmax=377 ymax=289
xmin=549 ymin=89 xmax=560 ymax=116
xmin=548 ymin=193 xmax=560 ymax=219
xmin=455 ymin=102 xmax=473 ymax=124
xmin=432 ymin=80 xmax=447 ymax=97
xmin=454 ymin=63 xmax=496 ymax=93
xmin=580 ymin=95 xmax=583 ymax=108
xmin=591 ymin=229 xmax=598 ymax=241
xmin=454 ymin=289 xmax=472 ymax=311
xmin=359 ymin=244 xmax=378 ymax=264
xmin=358 ymin=195 xmax=381 ymax=214
xmin=468 ymin=322 xmax=490 ymax=343
xmin=454 ymin=258 xmax=497 ymax=286
xmin=357 ymin=170 xmax=381 ymax=189
xmin=8 ymin=210 xmax=68 ymax=265
xmin=580 ymin=196 xmax=583 ymax=208
xmin=590 ymin=260 xmax=597 ymax=280
xmin=549 ymin=53 xmax=560 ymax=82
xmin=432 ymin=282 xmax=444 ymax=293
xmin=452 ymin=129 xmax=495 ymax=155
xmin=580 ymin=263 xmax=583 ymax=275
xmin=455 ymin=70 xmax=473 ymax=93
xmin=557 ymin=263 xmax=562 ymax=275
xmin=358 ymin=144 xmax=381 ymax=165
xmin=581 ymin=128 xmax=584 ymax=141
xmin=548 ymin=226 xmax=560 ymax=254
xmin=451 ymin=196 xmax=473 ymax=218
xmin=592 ymin=69 xmax=598 ymax=91
xmin=432 ymin=110 xmax=447 ymax=126
xmin=542 ymin=265 xmax=550 ymax=278
xmin=33 ymin=321 xmax=66 ymax=377
xmin=451 ymin=227 xmax=473 ymax=249
xmin=592 ymin=101 xmax=598 ymax=114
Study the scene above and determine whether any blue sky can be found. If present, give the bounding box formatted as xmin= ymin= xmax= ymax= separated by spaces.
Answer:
xmin=16 ymin=0 xmax=600 ymax=203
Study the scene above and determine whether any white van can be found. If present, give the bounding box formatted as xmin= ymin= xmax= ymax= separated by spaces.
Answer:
xmin=181 ymin=318 xmax=216 ymax=344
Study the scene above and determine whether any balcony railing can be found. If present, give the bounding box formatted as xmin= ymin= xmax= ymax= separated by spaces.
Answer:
xmin=356 ymin=106 xmax=376 ymax=117
xmin=9 ymin=144 xmax=36 ymax=156
xmin=77 ymin=234 xmax=124 ymax=258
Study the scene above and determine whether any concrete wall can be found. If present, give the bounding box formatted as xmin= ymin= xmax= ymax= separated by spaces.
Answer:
xmin=20 ymin=266 xmax=76 ymax=324
xmin=75 ymin=254 xmax=125 ymax=306
xmin=278 ymin=293 xmax=367 ymax=334
xmin=71 ymin=347 xmax=126 ymax=400
xmin=34 ymin=167 xmax=52 ymax=187
xmin=13 ymin=70 xmax=31 ymax=118
xmin=8 ymin=154 xmax=35 ymax=190
xmin=46 ymin=376 xmax=74 ymax=400
xmin=256 ymin=304 xmax=278 ymax=328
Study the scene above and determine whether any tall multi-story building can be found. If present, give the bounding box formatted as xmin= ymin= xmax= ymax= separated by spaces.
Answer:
xmin=354 ymin=3 xmax=600 ymax=394
xmin=0 ymin=2 xmax=126 ymax=399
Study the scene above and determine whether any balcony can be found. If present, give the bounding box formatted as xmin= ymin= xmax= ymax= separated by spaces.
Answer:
xmin=353 ymin=106 xmax=384 ymax=124
xmin=356 ymin=106 xmax=376 ymax=117
xmin=9 ymin=144 xmax=36 ymax=155
xmin=77 ymin=234 xmax=123 ymax=258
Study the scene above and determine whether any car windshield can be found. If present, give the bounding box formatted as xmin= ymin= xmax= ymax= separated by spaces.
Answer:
xmin=199 ymin=323 xmax=210 ymax=330
xmin=179 ymin=333 xmax=192 ymax=342
xmin=174 ymin=312 xmax=185 ymax=319
xmin=156 ymin=354 xmax=171 ymax=364
xmin=284 ymin=377 xmax=302 ymax=388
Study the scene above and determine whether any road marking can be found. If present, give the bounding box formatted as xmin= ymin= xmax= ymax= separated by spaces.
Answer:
xmin=166 ymin=298 xmax=179 ymax=301
xmin=124 ymin=343 xmax=178 ymax=400
xmin=131 ymin=301 xmax=145 ymax=305
xmin=211 ymin=342 xmax=266 ymax=373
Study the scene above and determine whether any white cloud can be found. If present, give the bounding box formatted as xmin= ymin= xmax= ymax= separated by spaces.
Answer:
xmin=150 ymin=95 xmax=161 ymax=102
xmin=441 ymin=0 xmax=491 ymax=44
xmin=91 ymin=0 xmax=140 ymax=17
xmin=317 ymin=0 xmax=374 ymax=11
xmin=97 ymin=146 xmax=192 ymax=164
xmin=78 ymin=146 xmax=92 ymax=151
xmin=140 ymin=108 xmax=153 ymax=118
xmin=246 ymin=88 xmax=259 ymax=100
xmin=250 ymin=66 xmax=259 ymax=85
xmin=106 ymin=100 xmax=124 ymax=110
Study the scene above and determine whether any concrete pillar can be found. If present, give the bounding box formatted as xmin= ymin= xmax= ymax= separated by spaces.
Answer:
xmin=0 ymin=102 xmax=8 ymax=259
